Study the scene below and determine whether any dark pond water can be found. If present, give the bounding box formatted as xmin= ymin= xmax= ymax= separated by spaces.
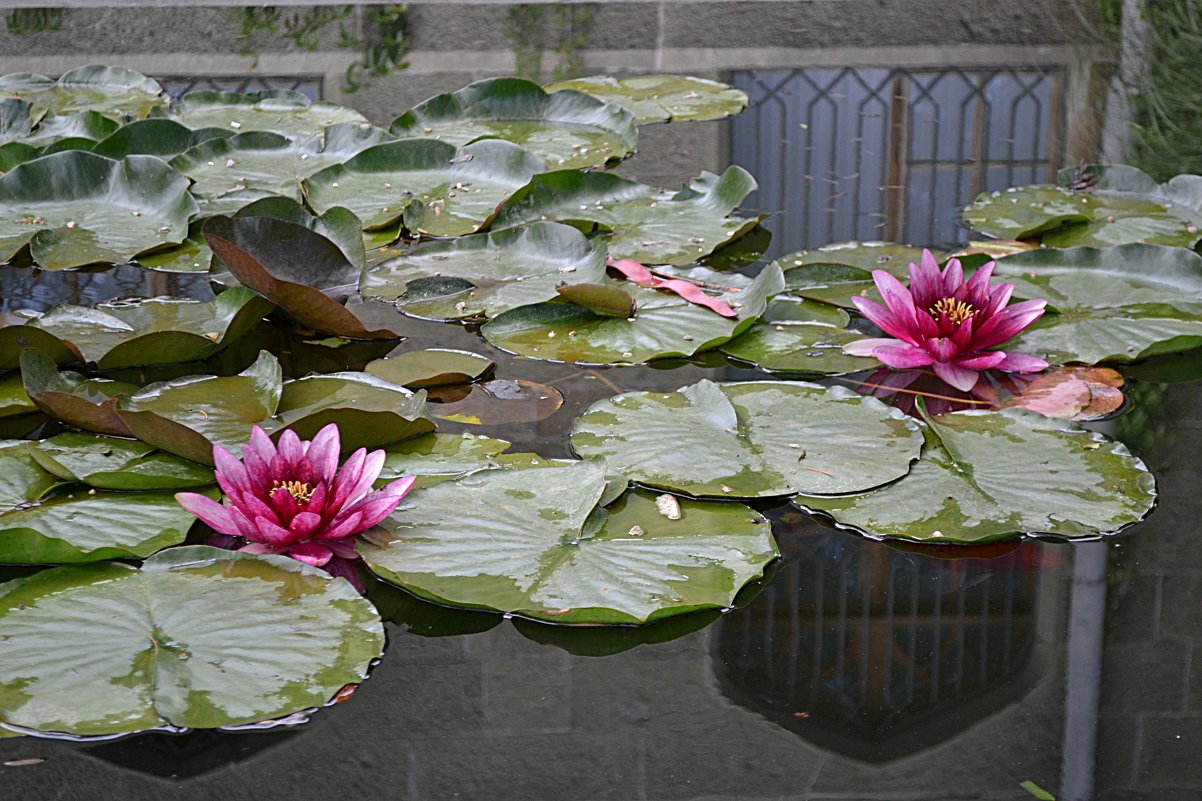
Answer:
xmin=1 ymin=7 xmax=1198 ymax=798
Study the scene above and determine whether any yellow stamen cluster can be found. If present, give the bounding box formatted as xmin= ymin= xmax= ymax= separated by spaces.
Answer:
xmin=929 ymin=297 xmax=977 ymax=326
xmin=271 ymin=480 xmax=315 ymax=504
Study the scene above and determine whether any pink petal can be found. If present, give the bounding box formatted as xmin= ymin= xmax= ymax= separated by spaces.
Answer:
xmin=982 ymin=282 xmax=1015 ymax=319
xmin=963 ymin=261 xmax=995 ymax=307
xmin=238 ymin=542 xmax=289 ymax=556
xmin=873 ymin=271 xmax=922 ymax=339
xmin=656 ymin=278 xmax=738 ymax=318
xmin=607 ymin=257 xmax=659 ymax=287
xmin=995 ymin=351 xmax=1050 ymax=373
xmin=175 ymin=493 xmax=243 ymax=536
xmin=247 ymin=426 xmax=278 ymax=467
xmin=379 ymin=474 xmax=416 ymax=501
xmin=274 ymin=429 xmax=305 ymax=476
xmin=308 ymin=424 xmax=341 ymax=483
xmin=851 ymin=296 xmax=920 ymax=345
xmin=322 ymin=556 xmax=366 ymax=593
xmin=306 ymin=481 xmax=329 ymax=520
xmin=954 ymin=351 xmax=1008 ymax=371
xmin=973 ymin=299 xmax=1047 ymax=349
xmin=842 ymin=337 xmax=896 ymax=357
xmin=932 ymin=361 xmax=981 ymax=392
xmin=290 ymin=511 xmax=324 ymax=537
xmin=327 ymin=539 xmax=360 ymax=560
xmin=317 ymin=511 xmax=365 ymax=541
xmin=329 ymin=448 xmax=367 ymax=508
xmin=251 ymin=514 xmax=297 ymax=546
xmin=344 ymin=493 xmax=406 ymax=531
xmin=285 ymin=542 xmax=334 ymax=567
xmin=940 ymin=257 xmax=964 ymax=296
xmin=874 ymin=342 xmax=935 ymax=369
xmin=213 ymin=446 xmax=252 ymax=498
xmin=338 ymin=450 xmax=386 ymax=508
xmin=927 ymin=337 xmax=961 ymax=362
xmin=241 ymin=440 xmax=274 ymax=496
xmin=908 ymin=253 xmax=943 ymax=309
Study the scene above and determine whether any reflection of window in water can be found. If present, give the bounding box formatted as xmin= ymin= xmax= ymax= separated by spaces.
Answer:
xmin=731 ymin=67 xmax=1065 ymax=255
xmin=714 ymin=523 xmax=1055 ymax=762
xmin=155 ymin=75 xmax=323 ymax=101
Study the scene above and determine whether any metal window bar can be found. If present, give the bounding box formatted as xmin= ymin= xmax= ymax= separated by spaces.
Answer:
xmin=731 ymin=66 xmax=1066 ymax=257
xmin=154 ymin=74 xmax=325 ymax=101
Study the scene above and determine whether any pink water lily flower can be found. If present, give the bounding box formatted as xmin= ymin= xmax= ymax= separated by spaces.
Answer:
xmin=176 ymin=424 xmax=414 ymax=588
xmin=844 ymin=249 xmax=1049 ymax=392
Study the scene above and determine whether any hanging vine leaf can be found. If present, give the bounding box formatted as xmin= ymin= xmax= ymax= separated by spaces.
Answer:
xmin=389 ymin=77 xmax=637 ymax=169
xmin=491 ymin=166 xmax=765 ymax=266
xmin=303 ymin=138 xmax=544 ymax=236
xmin=797 ymin=409 xmax=1156 ymax=543
xmin=171 ymin=89 xmax=367 ymax=138
xmin=360 ymin=461 xmax=778 ymax=624
xmin=994 ymin=244 xmax=1202 ymax=364
xmin=571 ymin=379 xmax=923 ymax=498
xmin=204 ymin=215 xmax=402 ymax=339
xmin=481 ymin=262 xmax=784 ymax=365
xmin=360 ymin=222 xmax=607 ymax=320
xmin=0 ymin=151 xmax=198 ymax=269
xmin=545 ymin=75 xmax=749 ymax=124
xmin=0 ymin=546 xmax=384 ymax=737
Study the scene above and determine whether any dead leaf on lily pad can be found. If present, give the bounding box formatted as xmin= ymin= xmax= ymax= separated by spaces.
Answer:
xmin=977 ymin=366 xmax=1125 ymax=421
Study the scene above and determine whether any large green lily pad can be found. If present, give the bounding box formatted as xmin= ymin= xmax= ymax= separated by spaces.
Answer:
xmin=963 ymin=183 xmax=1200 ymax=248
xmin=275 ymin=371 xmax=434 ymax=450
xmin=116 ymin=350 xmax=283 ymax=465
xmin=0 ymin=151 xmax=198 ymax=269
xmin=27 ymin=432 xmax=215 ymax=491
xmin=481 ymin=262 xmax=784 ymax=365
xmin=91 ymin=118 xmax=234 ymax=160
xmin=1057 ymin=164 xmax=1202 ymax=226
xmin=0 ymin=546 xmax=384 ymax=737
xmin=377 ymin=432 xmax=512 ymax=484
xmin=797 ymin=409 xmax=1156 ymax=543
xmin=18 ymin=111 xmax=119 ymax=148
xmin=303 ymin=138 xmax=544 ymax=236
xmin=777 ymin=241 xmax=933 ymax=308
xmin=204 ymin=215 xmax=401 ymax=339
xmin=993 ymin=244 xmax=1202 ymax=364
xmin=0 ymin=66 xmax=165 ymax=119
xmin=364 ymin=349 xmax=495 ymax=388
xmin=720 ymin=322 xmax=881 ymax=374
xmin=24 ymin=289 xmax=272 ymax=369
xmin=360 ymin=460 xmax=778 ymax=624
xmin=171 ymin=89 xmax=367 ymax=138
xmin=171 ymin=125 xmax=393 ymax=215
xmin=389 ymin=77 xmax=637 ymax=170
xmin=571 ymin=379 xmax=923 ymax=498
xmin=0 ymin=442 xmax=207 ymax=563
xmin=491 ymin=166 xmax=764 ymax=265
xmin=545 ymin=75 xmax=749 ymax=124
xmin=0 ymin=312 xmax=80 ymax=371
xmin=360 ymin=222 xmax=607 ymax=320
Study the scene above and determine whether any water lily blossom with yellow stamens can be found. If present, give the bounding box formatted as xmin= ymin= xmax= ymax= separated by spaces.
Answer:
xmin=843 ymin=249 xmax=1049 ymax=391
xmin=175 ymin=424 xmax=414 ymax=588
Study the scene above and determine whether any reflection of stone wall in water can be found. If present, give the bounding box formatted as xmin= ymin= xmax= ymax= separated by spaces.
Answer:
xmin=713 ymin=510 xmax=1054 ymax=762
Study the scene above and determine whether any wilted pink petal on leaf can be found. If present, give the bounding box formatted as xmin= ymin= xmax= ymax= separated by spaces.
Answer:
xmin=175 ymin=422 xmax=415 ymax=592
xmin=843 ymin=249 xmax=1048 ymax=393
xmin=606 ymin=257 xmax=738 ymax=317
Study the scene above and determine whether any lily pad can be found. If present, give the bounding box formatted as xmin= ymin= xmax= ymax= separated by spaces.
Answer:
xmin=364 ymin=349 xmax=495 ymax=388
xmin=571 ymin=379 xmax=923 ymax=498
xmin=720 ymin=322 xmax=881 ymax=375
xmin=0 ymin=313 xmax=81 ymax=371
xmin=303 ymin=138 xmax=544 ymax=236
xmin=360 ymin=222 xmax=607 ymax=320
xmin=19 ymin=348 xmax=137 ymax=436
xmin=797 ymin=409 xmax=1156 ymax=543
xmin=171 ymin=89 xmax=367 ymax=138
xmin=27 ymin=432 xmax=215 ymax=491
xmin=481 ymin=262 xmax=784 ymax=365
xmin=360 ymin=460 xmax=778 ymax=624
xmin=0 ymin=151 xmax=197 ymax=269
xmin=204 ymin=215 xmax=401 ymax=339
xmin=23 ymin=289 xmax=272 ymax=370
xmin=0 ymin=66 xmax=165 ymax=119
xmin=275 ymin=371 xmax=434 ymax=450
xmin=963 ymin=183 xmax=1199 ymax=248
xmin=171 ymin=125 xmax=393 ymax=215
xmin=91 ymin=119 xmax=234 ymax=160
xmin=377 ymin=432 xmax=512 ymax=484
xmin=389 ymin=77 xmax=636 ymax=170
xmin=0 ymin=99 xmax=36 ymax=144
xmin=777 ymin=241 xmax=932 ymax=308
xmin=0 ymin=372 xmax=36 ymax=419
xmin=993 ymin=244 xmax=1202 ymax=364
xmin=0 ymin=546 xmax=384 ymax=736
xmin=0 ymin=442 xmax=207 ymax=563
xmin=545 ymin=75 xmax=748 ymax=124
xmin=1058 ymin=163 xmax=1202 ymax=226
xmin=18 ymin=111 xmax=119 ymax=148
xmin=116 ymin=350 xmax=283 ymax=465
xmin=491 ymin=166 xmax=765 ymax=266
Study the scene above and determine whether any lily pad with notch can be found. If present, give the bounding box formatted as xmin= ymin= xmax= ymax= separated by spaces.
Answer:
xmin=19 ymin=348 xmax=137 ymax=436
xmin=480 ymin=263 xmax=784 ymax=365
xmin=0 ymin=546 xmax=384 ymax=737
xmin=571 ymin=379 xmax=923 ymax=498
xmin=0 ymin=151 xmax=198 ymax=269
xmin=360 ymin=460 xmax=778 ymax=625
xmin=360 ymin=221 xmax=608 ymax=320
xmin=491 ymin=166 xmax=765 ymax=266
xmin=993 ymin=244 xmax=1202 ymax=364
xmin=0 ymin=66 xmax=165 ymax=119
xmin=797 ymin=408 xmax=1156 ymax=543
xmin=170 ymin=89 xmax=367 ymax=138
xmin=26 ymin=432 xmax=215 ymax=491
xmin=544 ymin=75 xmax=749 ymax=124
xmin=389 ymin=77 xmax=637 ymax=170
xmin=303 ymin=138 xmax=545 ymax=237
xmin=364 ymin=349 xmax=495 ymax=388
xmin=777 ymin=241 xmax=934 ymax=309
xmin=274 ymin=371 xmax=435 ymax=451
